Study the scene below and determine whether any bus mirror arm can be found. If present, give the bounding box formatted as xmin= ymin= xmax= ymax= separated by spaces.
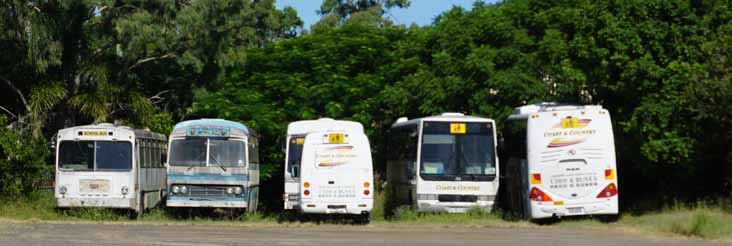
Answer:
xmin=497 ymin=135 xmax=506 ymax=155
xmin=291 ymin=165 xmax=299 ymax=178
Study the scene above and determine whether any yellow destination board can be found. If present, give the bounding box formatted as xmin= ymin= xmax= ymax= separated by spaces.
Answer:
xmin=449 ymin=123 xmax=466 ymax=134
xmin=327 ymin=133 xmax=344 ymax=144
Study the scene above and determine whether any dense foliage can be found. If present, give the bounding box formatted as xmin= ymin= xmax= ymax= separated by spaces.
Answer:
xmin=2 ymin=0 xmax=731 ymax=210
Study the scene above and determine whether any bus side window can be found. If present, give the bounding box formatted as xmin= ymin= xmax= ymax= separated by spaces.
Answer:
xmin=405 ymin=127 xmax=418 ymax=179
xmin=154 ymin=141 xmax=160 ymax=168
xmin=142 ymin=140 xmax=148 ymax=168
xmin=248 ymin=136 xmax=259 ymax=165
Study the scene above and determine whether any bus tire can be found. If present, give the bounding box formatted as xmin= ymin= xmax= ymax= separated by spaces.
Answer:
xmin=531 ymin=217 xmax=558 ymax=225
xmin=355 ymin=214 xmax=370 ymax=225
xmin=597 ymin=214 xmax=619 ymax=223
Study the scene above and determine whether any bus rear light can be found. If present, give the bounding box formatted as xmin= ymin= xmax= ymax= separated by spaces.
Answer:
xmin=303 ymin=182 xmax=310 ymax=188
xmin=307 ymin=204 xmax=316 ymax=208
xmin=597 ymin=183 xmax=618 ymax=198
xmin=529 ymin=187 xmax=552 ymax=202
xmin=358 ymin=204 xmax=367 ymax=207
xmin=363 ymin=190 xmax=370 ymax=196
xmin=303 ymin=190 xmax=310 ymax=196
xmin=604 ymin=169 xmax=615 ymax=180
xmin=530 ymin=173 xmax=541 ymax=184
xmin=363 ymin=182 xmax=370 ymax=188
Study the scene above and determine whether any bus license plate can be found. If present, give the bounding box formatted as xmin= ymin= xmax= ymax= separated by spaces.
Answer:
xmin=327 ymin=133 xmax=344 ymax=143
xmin=80 ymin=179 xmax=110 ymax=193
xmin=567 ymin=207 xmax=584 ymax=214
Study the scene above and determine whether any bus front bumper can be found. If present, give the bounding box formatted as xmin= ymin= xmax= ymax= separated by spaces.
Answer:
xmin=166 ymin=197 xmax=248 ymax=208
xmin=299 ymin=199 xmax=372 ymax=215
xmin=55 ymin=197 xmax=135 ymax=209
xmin=530 ymin=197 xmax=619 ymax=219
xmin=417 ymin=200 xmax=494 ymax=213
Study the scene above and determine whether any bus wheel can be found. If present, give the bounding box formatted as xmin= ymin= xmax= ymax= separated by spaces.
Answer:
xmin=127 ymin=210 xmax=139 ymax=220
xmin=355 ymin=213 xmax=370 ymax=225
xmin=531 ymin=217 xmax=559 ymax=225
xmin=597 ymin=214 xmax=619 ymax=223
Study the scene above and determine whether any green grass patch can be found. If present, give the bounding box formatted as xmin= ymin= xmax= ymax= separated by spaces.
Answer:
xmin=618 ymin=203 xmax=732 ymax=241
xmin=2 ymin=190 xmax=731 ymax=242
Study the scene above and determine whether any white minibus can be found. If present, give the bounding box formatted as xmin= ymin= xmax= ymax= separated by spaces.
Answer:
xmin=282 ymin=118 xmax=373 ymax=223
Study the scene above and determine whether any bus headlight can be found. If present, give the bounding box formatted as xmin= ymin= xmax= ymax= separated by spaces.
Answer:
xmin=121 ymin=186 xmax=129 ymax=195
xmin=234 ymin=187 xmax=242 ymax=195
xmin=226 ymin=187 xmax=234 ymax=194
xmin=59 ymin=186 xmax=67 ymax=195
xmin=180 ymin=186 xmax=188 ymax=194
xmin=172 ymin=186 xmax=180 ymax=194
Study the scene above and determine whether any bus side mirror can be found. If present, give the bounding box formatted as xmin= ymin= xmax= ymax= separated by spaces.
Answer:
xmin=161 ymin=154 xmax=167 ymax=167
xmin=280 ymin=138 xmax=287 ymax=153
xmin=497 ymin=135 xmax=506 ymax=155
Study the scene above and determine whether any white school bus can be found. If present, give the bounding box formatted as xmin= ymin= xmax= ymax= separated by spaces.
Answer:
xmin=282 ymin=118 xmax=373 ymax=222
xmin=386 ymin=113 xmax=499 ymax=213
xmin=54 ymin=123 xmax=167 ymax=216
xmin=501 ymin=103 xmax=619 ymax=220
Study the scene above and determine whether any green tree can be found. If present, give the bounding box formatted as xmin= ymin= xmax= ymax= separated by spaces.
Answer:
xmin=312 ymin=0 xmax=410 ymax=33
xmin=0 ymin=0 xmax=302 ymax=137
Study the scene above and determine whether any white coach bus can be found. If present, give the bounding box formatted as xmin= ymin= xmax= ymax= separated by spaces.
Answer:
xmin=386 ymin=113 xmax=499 ymax=213
xmin=55 ymin=123 xmax=167 ymax=216
xmin=282 ymin=118 xmax=373 ymax=223
xmin=501 ymin=103 xmax=619 ymax=220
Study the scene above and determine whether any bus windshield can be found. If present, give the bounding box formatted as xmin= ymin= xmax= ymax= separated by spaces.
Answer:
xmin=287 ymin=136 xmax=304 ymax=177
xmin=420 ymin=122 xmax=496 ymax=181
xmin=169 ymin=139 xmax=246 ymax=167
xmin=58 ymin=141 xmax=132 ymax=171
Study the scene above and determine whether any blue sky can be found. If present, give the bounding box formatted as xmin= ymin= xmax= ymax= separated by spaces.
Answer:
xmin=275 ymin=0 xmax=499 ymax=29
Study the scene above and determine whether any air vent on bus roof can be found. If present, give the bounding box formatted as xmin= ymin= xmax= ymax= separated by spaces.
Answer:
xmin=97 ymin=123 xmax=114 ymax=127
xmin=441 ymin=112 xmax=465 ymax=117
xmin=396 ymin=117 xmax=408 ymax=123
xmin=318 ymin=118 xmax=334 ymax=121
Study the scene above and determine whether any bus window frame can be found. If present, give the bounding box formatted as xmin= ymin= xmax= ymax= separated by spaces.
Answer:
xmin=418 ymin=121 xmax=497 ymax=182
xmin=58 ymin=140 xmax=134 ymax=172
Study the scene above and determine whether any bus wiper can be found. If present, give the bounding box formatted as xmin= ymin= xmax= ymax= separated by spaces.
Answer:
xmin=218 ymin=166 xmax=227 ymax=172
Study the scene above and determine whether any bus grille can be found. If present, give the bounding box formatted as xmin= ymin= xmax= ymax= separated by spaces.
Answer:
xmin=438 ymin=195 xmax=478 ymax=203
xmin=187 ymin=185 xmax=233 ymax=197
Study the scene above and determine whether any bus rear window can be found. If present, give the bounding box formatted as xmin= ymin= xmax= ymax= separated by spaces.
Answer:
xmin=58 ymin=141 xmax=132 ymax=171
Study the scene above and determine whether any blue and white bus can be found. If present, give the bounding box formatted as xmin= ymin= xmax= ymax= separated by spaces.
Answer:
xmin=165 ymin=119 xmax=259 ymax=212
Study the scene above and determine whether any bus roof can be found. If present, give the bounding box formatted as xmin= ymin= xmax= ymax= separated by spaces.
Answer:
xmin=391 ymin=112 xmax=495 ymax=128
xmin=287 ymin=118 xmax=363 ymax=135
xmin=57 ymin=123 xmax=166 ymax=141
xmin=174 ymin=119 xmax=249 ymax=132
xmin=510 ymin=102 xmax=604 ymax=119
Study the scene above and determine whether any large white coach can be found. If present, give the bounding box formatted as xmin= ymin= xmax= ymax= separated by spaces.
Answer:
xmin=282 ymin=118 xmax=373 ymax=223
xmin=54 ymin=123 xmax=167 ymax=216
xmin=501 ymin=103 xmax=619 ymax=220
xmin=386 ymin=113 xmax=499 ymax=213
